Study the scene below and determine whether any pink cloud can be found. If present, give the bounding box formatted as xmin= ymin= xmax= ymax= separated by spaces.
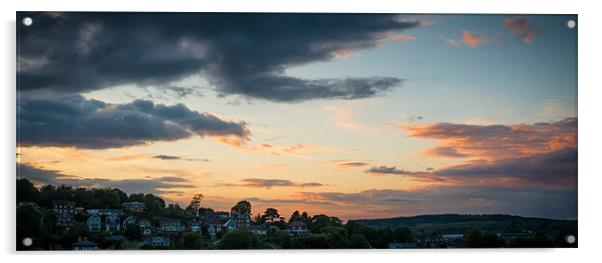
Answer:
xmin=504 ymin=17 xmax=539 ymax=45
xmin=388 ymin=33 xmax=417 ymax=43
xmin=461 ymin=30 xmax=488 ymax=47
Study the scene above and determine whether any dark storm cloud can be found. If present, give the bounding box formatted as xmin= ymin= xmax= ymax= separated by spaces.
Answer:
xmin=17 ymin=163 xmax=195 ymax=194
xmin=17 ymin=95 xmax=249 ymax=148
xmin=365 ymin=148 xmax=577 ymax=188
xmin=436 ymin=147 xmax=577 ymax=187
xmin=17 ymin=12 xmax=418 ymax=102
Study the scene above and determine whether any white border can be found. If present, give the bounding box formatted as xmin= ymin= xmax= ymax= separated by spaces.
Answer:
xmin=2 ymin=0 xmax=600 ymax=263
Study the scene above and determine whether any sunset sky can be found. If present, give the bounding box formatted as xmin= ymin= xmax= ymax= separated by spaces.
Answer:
xmin=17 ymin=13 xmax=577 ymax=220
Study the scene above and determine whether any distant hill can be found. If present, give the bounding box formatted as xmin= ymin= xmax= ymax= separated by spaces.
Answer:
xmin=353 ymin=214 xmax=577 ymax=236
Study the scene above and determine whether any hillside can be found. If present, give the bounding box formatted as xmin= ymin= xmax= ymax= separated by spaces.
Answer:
xmin=354 ymin=214 xmax=577 ymax=236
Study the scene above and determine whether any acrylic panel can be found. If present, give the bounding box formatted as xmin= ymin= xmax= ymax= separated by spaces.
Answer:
xmin=16 ymin=12 xmax=577 ymax=250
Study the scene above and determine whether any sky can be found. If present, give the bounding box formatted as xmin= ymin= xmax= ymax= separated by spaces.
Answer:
xmin=16 ymin=13 xmax=577 ymax=220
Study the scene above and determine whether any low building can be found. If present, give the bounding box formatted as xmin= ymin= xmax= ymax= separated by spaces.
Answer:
xmin=105 ymin=214 xmax=121 ymax=232
xmin=247 ymin=225 xmax=267 ymax=236
xmin=138 ymin=218 xmax=152 ymax=235
xmin=122 ymin=216 xmax=136 ymax=230
xmin=215 ymin=211 xmax=230 ymax=220
xmin=18 ymin=202 xmax=40 ymax=209
xmin=123 ymin=201 xmax=145 ymax=213
xmin=145 ymin=236 xmax=171 ymax=248
xmin=105 ymin=235 xmax=125 ymax=242
xmin=230 ymin=212 xmax=251 ymax=228
xmin=206 ymin=216 xmax=225 ymax=238
xmin=160 ymin=218 xmax=184 ymax=234
xmin=52 ymin=200 xmax=75 ymax=229
xmin=287 ymin=221 xmax=309 ymax=235
xmin=72 ymin=240 xmax=99 ymax=250
xmin=190 ymin=219 xmax=202 ymax=233
xmin=87 ymin=209 xmax=124 ymax=216
xmin=87 ymin=214 xmax=102 ymax=233
xmin=223 ymin=218 xmax=237 ymax=232
xmin=388 ymin=242 xmax=417 ymax=249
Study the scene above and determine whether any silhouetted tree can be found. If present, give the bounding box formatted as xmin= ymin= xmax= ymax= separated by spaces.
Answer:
xmin=217 ymin=229 xmax=254 ymax=249
xmin=261 ymin=208 xmax=280 ymax=224
xmin=349 ymin=234 xmax=371 ymax=248
xmin=230 ymin=200 xmax=252 ymax=215
xmin=178 ymin=232 xmax=203 ymax=249
xmin=17 ymin=178 xmax=39 ymax=203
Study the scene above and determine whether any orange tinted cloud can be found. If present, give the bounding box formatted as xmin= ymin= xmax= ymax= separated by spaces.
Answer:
xmin=106 ymin=153 xmax=153 ymax=161
xmin=336 ymin=162 xmax=370 ymax=169
xmin=217 ymin=137 xmax=330 ymax=157
xmin=504 ymin=17 xmax=539 ymax=45
xmin=402 ymin=118 xmax=577 ymax=161
xmin=388 ymin=33 xmax=417 ymax=43
xmin=461 ymin=30 xmax=488 ymax=47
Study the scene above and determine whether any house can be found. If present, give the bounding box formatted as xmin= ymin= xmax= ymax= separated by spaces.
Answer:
xmin=52 ymin=200 xmax=75 ymax=229
xmin=388 ymin=242 xmax=417 ymax=249
xmin=18 ymin=202 xmax=40 ymax=209
xmin=105 ymin=235 xmax=125 ymax=242
xmin=160 ymin=218 xmax=184 ymax=234
xmin=87 ymin=214 xmax=102 ymax=233
xmin=190 ymin=219 xmax=202 ymax=233
xmin=122 ymin=216 xmax=136 ymax=230
xmin=87 ymin=209 xmax=123 ymax=216
xmin=145 ymin=236 xmax=171 ymax=248
xmin=247 ymin=225 xmax=267 ymax=236
xmin=287 ymin=221 xmax=309 ymax=235
xmin=215 ymin=211 xmax=230 ymax=220
xmin=138 ymin=218 xmax=152 ymax=235
xmin=230 ymin=212 xmax=251 ymax=228
xmin=223 ymin=218 xmax=237 ymax=232
xmin=442 ymin=234 xmax=464 ymax=241
xmin=105 ymin=214 xmax=121 ymax=232
xmin=205 ymin=216 xmax=225 ymax=238
xmin=72 ymin=239 xmax=99 ymax=250
xmin=123 ymin=201 xmax=145 ymax=213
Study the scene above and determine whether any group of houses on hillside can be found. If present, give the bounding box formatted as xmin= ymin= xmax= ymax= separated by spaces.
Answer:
xmin=48 ymin=200 xmax=310 ymax=249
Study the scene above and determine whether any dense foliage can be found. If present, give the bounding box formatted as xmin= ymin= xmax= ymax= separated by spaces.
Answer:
xmin=16 ymin=179 xmax=577 ymax=250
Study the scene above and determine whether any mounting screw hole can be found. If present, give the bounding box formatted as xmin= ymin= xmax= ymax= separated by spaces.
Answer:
xmin=22 ymin=237 xmax=33 ymax=247
xmin=22 ymin=17 xmax=33 ymax=26
xmin=565 ymin=235 xmax=576 ymax=244
xmin=567 ymin=20 xmax=576 ymax=29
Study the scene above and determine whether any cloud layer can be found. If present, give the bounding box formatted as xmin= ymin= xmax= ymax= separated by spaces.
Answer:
xmin=217 ymin=178 xmax=324 ymax=189
xmin=18 ymin=95 xmax=249 ymax=148
xmin=18 ymin=12 xmax=418 ymax=102
xmin=402 ymin=118 xmax=577 ymax=160
xmin=18 ymin=163 xmax=195 ymax=195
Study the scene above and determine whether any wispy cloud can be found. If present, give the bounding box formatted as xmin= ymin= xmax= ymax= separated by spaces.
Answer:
xmin=364 ymin=166 xmax=429 ymax=176
xmin=152 ymin=155 xmax=210 ymax=162
xmin=215 ymin=178 xmax=325 ymax=189
xmin=442 ymin=30 xmax=493 ymax=48
xmin=461 ymin=30 xmax=489 ymax=47
xmin=504 ymin=17 xmax=539 ymax=45
xmin=337 ymin=162 xmax=370 ymax=169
